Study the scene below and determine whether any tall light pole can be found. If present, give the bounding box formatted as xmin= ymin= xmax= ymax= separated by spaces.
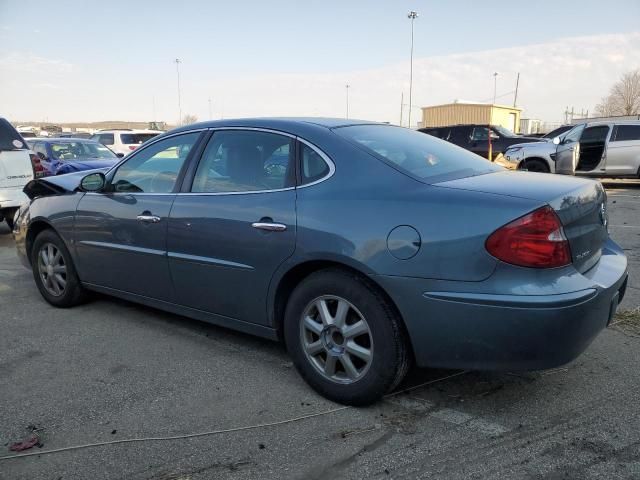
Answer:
xmin=175 ymin=58 xmax=182 ymax=126
xmin=407 ymin=11 xmax=418 ymax=128
xmin=345 ymin=84 xmax=350 ymax=119
xmin=492 ymin=72 xmax=498 ymax=105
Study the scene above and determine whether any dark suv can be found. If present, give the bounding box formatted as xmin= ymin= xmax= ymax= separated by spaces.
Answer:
xmin=419 ymin=124 xmax=543 ymax=160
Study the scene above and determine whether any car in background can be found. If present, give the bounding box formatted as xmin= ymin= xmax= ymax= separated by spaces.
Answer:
xmin=499 ymin=124 xmax=585 ymax=173
xmin=57 ymin=132 xmax=93 ymax=139
xmin=26 ymin=138 xmax=119 ymax=176
xmin=91 ymin=129 xmax=162 ymax=156
xmin=419 ymin=124 xmax=543 ymax=160
xmin=500 ymin=121 xmax=640 ymax=177
xmin=14 ymin=118 xmax=628 ymax=405
xmin=0 ymin=118 xmax=38 ymax=229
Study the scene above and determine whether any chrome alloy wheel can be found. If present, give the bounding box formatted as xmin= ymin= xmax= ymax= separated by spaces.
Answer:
xmin=37 ymin=242 xmax=67 ymax=297
xmin=300 ymin=295 xmax=374 ymax=384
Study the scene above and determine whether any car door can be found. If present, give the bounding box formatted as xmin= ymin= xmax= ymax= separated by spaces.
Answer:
xmin=605 ymin=124 xmax=640 ymax=176
xmin=167 ymin=128 xmax=297 ymax=326
xmin=555 ymin=124 xmax=585 ymax=175
xmin=73 ymin=131 xmax=202 ymax=300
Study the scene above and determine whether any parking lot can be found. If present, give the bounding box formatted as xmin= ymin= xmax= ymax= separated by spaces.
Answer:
xmin=0 ymin=181 xmax=639 ymax=480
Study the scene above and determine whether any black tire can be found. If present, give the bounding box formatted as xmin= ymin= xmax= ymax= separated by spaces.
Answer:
xmin=284 ymin=268 xmax=410 ymax=406
xmin=3 ymin=208 xmax=17 ymax=230
xmin=31 ymin=229 xmax=87 ymax=308
xmin=522 ymin=159 xmax=550 ymax=173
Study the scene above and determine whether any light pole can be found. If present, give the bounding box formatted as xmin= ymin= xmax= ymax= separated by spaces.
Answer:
xmin=492 ymin=72 xmax=498 ymax=105
xmin=208 ymin=97 xmax=212 ymax=120
xmin=175 ymin=58 xmax=182 ymax=125
xmin=345 ymin=84 xmax=350 ymax=119
xmin=407 ymin=11 xmax=418 ymax=128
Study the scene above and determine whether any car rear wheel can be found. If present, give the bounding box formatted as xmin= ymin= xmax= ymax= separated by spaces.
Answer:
xmin=31 ymin=229 xmax=86 ymax=307
xmin=522 ymin=159 xmax=550 ymax=173
xmin=284 ymin=268 xmax=410 ymax=405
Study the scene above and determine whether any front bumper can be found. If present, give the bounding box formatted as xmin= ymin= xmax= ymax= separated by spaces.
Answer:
xmin=374 ymin=238 xmax=628 ymax=371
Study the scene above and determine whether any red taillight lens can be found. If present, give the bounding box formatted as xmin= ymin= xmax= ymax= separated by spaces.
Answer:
xmin=30 ymin=153 xmax=44 ymax=173
xmin=486 ymin=206 xmax=571 ymax=268
xmin=128 ymin=145 xmax=137 ymax=150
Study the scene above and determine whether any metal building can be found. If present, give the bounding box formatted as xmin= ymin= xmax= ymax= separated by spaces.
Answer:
xmin=419 ymin=102 xmax=522 ymax=133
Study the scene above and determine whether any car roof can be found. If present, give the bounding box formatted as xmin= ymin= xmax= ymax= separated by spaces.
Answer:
xmin=169 ymin=117 xmax=384 ymax=136
xmin=585 ymin=120 xmax=640 ymax=126
xmin=95 ymin=129 xmax=164 ymax=134
xmin=32 ymin=137 xmax=101 ymax=143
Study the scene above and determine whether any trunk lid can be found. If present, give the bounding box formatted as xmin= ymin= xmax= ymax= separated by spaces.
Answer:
xmin=436 ymin=171 xmax=608 ymax=273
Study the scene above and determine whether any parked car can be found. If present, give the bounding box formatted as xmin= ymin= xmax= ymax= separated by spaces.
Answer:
xmin=26 ymin=138 xmax=119 ymax=177
xmin=56 ymin=132 xmax=93 ymax=139
xmin=15 ymin=118 xmax=628 ymax=405
xmin=541 ymin=125 xmax=574 ymax=139
xmin=0 ymin=118 xmax=39 ymax=229
xmin=91 ymin=129 xmax=162 ymax=156
xmin=500 ymin=121 xmax=640 ymax=177
xmin=499 ymin=124 xmax=585 ymax=173
xmin=418 ymin=124 xmax=543 ymax=159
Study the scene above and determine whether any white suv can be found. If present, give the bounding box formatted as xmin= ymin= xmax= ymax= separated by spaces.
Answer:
xmin=0 ymin=118 xmax=37 ymax=230
xmin=90 ymin=129 xmax=162 ymax=157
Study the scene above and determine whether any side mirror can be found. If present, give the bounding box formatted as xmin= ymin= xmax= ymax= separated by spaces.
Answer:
xmin=552 ymin=136 xmax=561 ymax=145
xmin=80 ymin=172 xmax=106 ymax=192
xmin=116 ymin=153 xmax=125 ymax=158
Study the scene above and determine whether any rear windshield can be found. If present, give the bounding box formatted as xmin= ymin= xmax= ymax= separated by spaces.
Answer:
xmin=120 ymin=133 xmax=158 ymax=145
xmin=0 ymin=118 xmax=27 ymax=151
xmin=334 ymin=125 xmax=501 ymax=183
xmin=50 ymin=141 xmax=117 ymax=160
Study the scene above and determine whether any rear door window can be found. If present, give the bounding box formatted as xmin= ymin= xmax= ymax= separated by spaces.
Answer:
xmin=191 ymin=130 xmax=295 ymax=193
xmin=0 ymin=118 xmax=27 ymax=151
xmin=612 ymin=125 xmax=640 ymax=142
xmin=335 ymin=124 xmax=501 ymax=184
xmin=96 ymin=133 xmax=114 ymax=146
xmin=120 ymin=133 xmax=159 ymax=145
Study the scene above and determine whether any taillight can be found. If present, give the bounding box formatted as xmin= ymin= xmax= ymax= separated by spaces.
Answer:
xmin=485 ymin=206 xmax=571 ymax=268
xmin=30 ymin=153 xmax=44 ymax=175
xmin=128 ymin=145 xmax=137 ymax=150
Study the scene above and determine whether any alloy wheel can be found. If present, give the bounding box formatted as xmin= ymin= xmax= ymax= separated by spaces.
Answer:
xmin=37 ymin=242 xmax=67 ymax=297
xmin=300 ymin=295 xmax=373 ymax=384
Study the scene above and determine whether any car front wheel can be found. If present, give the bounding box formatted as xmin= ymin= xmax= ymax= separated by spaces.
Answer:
xmin=284 ymin=268 xmax=410 ymax=406
xmin=31 ymin=229 xmax=86 ymax=307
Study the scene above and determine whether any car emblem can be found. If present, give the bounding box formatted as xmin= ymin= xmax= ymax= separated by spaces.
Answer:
xmin=599 ymin=203 xmax=608 ymax=228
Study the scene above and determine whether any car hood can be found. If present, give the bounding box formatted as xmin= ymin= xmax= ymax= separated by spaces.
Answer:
xmin=506 ymin=140 xmax=554 ymax=151
xmin=23 ymin=167 xmax=109 ymax=199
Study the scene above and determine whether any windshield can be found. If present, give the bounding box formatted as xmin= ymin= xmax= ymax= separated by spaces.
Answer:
xmin=50 ymin=141 xmax=117 ymax=160
xmin=120 ymin=133 xmax=158 ymax=145
xmin=335 ymin=125 xmax=501 ymax=184
xmin=492 ymin=125 xmax=517 ymax=138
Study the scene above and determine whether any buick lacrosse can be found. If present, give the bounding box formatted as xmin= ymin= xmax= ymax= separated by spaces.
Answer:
xmin=14 ymin=118 xmax=628 ymax=405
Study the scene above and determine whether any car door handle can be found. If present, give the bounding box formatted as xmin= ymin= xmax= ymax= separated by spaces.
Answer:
xmin=137 ymin=214 xmax=161 ymax=223
xmin=252 ymin=222 xmax=287 ymax=232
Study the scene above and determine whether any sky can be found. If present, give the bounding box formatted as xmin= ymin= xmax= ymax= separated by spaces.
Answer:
xmin=1 ymin=0 xmax=639 ymax=126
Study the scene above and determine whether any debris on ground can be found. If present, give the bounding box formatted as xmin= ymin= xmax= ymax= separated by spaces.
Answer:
xmin=611 ymin=307 xmax=640 ymax=337
xmin=9 ymin=435 xmax=42 ymax=452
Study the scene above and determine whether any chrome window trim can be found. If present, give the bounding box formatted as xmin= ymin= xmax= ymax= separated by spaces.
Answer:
xmin=174 ymin=127 xmax=336 ymax=196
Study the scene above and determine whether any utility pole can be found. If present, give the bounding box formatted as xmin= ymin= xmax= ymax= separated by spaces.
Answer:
xmin=493 ymin=72 xmax=498 ymax=105
xmin=400 ymin=92 xmax=404 ymax=126
xmin=208 ymin=97 xmax=213 ymax=120
xmin=407 ymin=11 xmax=418 ymax=128
xmin=345 ymin=84 xmax=350 ymax=119
xmin=175 ymin=58 xmax=182 ymax=126
xmin=513 ymin=72 xmax=520 ymax=107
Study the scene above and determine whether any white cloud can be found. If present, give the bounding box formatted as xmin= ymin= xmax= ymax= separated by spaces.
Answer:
xmin=1 ymin=32 xmax=639 ymax=125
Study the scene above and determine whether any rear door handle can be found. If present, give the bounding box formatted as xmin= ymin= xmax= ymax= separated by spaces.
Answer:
xmin=252 ymin=222 xmax=287 ymax=232
xmin=137 ymin=214 xmax=161 ymax=223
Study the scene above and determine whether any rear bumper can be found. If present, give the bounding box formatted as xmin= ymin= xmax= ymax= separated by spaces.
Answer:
xmin=374 ymin=239 xmax=628 ymax=371
xmin=0 ymin=187 xmax=28 ymax=210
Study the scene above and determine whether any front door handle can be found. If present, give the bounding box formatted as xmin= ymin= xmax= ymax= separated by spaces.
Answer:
xmin=137 ymin=214 xmax=161 ymax=223
xmin=252 ymin=222 xmax=287 ymax=232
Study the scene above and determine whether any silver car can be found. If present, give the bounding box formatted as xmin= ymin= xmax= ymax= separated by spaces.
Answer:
xmin=500 ymin=121 xmax=640 ymax=178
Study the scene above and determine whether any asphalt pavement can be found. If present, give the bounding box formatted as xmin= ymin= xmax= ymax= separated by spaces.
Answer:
xmin=1 ymin=180 xmax=639 ymax=480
